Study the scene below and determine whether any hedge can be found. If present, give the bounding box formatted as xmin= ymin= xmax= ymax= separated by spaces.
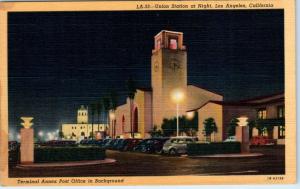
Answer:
xmin=34 ymin=146 xmax=106 ymax=162
xmin=187 ymin=142 xmax=241 ymax=156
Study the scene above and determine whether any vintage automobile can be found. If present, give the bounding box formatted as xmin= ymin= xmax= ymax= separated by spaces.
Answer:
xmin=162 ymin=136 xmax=198 ymax=155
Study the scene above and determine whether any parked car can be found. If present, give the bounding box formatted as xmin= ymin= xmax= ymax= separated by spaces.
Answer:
xmin=104 ymin=139 xmax=120 ymax=149
xmin=133 ymin=139 xmax=152 ymax=153
xmin=102 ymin=139 xmax=111 ymax=147
xmin=120 ymin=139 xmax=142 ymax=151
xmin=41 ymin=140 xmax=77 ymax=147
xmin=79 ymin=139 xmax=89 ymax=145
xmin=134 ymin=138 xmax=169 ymax=153
xmin=111 ymin=139 xmax=124 ymax=150
xmin=8 ymin=141 xmax=20 ymax=165
xmin=8 ymin=141 xmax=19 ymax=151
xmin=224 ymin=136 xmax=236 ymax=142
xmin=162 ymin=136 xmax=198 ymax=155
xmin=250 ymin=136 xmax=277 ymax=146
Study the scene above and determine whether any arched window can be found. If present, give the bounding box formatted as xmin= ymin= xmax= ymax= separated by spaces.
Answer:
xmin=133 ymin=108 xmax=138 ymax=133
xmin=122 ymin=115 xmax=125 ymax=133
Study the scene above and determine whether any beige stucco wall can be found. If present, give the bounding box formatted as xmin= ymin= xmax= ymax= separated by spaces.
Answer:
xmin=143 ymin=91 xmax=153 ymax=138
xmin=134 ymin=90 xmax=145 ymax=138
xmin=62 ymin=123 xmax=105 ymax=140
xmin=152 ymin=48 xmax=187 ymax=128
xmin=186 ymin=85 xmax=223 ymax=111
xmin=112 ymin=89 xmax=152 ymax=138
xmin=197 ymin=102 xmax=223 ymax=142
xmin=114 ymin=101 xmax=130 ymax=137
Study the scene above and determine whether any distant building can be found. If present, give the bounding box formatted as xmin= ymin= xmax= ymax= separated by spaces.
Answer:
xmin=62 ymin=105 xmax=106 ymax=140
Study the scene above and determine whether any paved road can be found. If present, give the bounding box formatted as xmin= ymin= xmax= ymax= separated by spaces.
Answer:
xmin=9 ymin=146 xmax=284 ymax=177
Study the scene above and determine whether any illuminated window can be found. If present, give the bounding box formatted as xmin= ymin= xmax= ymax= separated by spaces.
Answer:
xmin=169 ymin=39 xmax=178 ymax=49
xmin=278 ymin=125 xmax=285 ymax=139
xmin=257 ymin=108 xmax=267 ymax=119
xmin=278 ymin=106 xmax=284 ymax=118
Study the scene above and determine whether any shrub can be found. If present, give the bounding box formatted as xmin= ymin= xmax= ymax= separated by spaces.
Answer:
xmin=187 ymin=142 xmax=241 ymax=156
xmin=34 ymin=146 xmax=106 ymax=162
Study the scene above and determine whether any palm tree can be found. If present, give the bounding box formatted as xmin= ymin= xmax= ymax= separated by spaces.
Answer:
xmin=96 ymin=101 xmax=102 ymax=132
xmin=102 ymin=97 xmax=111 ymax=136
xmin=227 ymin=118 xmax=239 ymax=137
xmin=126 ymin=77 xmax=137 ymax=138
xmin=90 ymin=103 xmax=96 ymax=139
xmin=203 ymin=117 xmax=217 ymax=142
xmin=109 ymin=90 xmax=118 ymax=138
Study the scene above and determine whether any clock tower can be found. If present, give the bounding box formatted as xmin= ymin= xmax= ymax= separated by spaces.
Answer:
xmin=151 ymin=30 xmax=187 ymax=128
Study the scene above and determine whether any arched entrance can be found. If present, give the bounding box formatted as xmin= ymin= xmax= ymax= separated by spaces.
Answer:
xmin=133 ymin=107 xmax=138 ymax=133
xmin=122 ymin=115 xmax=125 ymax=133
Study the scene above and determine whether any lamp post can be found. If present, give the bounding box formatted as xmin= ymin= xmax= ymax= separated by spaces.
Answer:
xmin=109 ymin=111 xmax=116 ymax=139
xmin=20 ymin=116 xmax=34 ymax=164
xmin=236 ymin=116 xmax=250 ymax=153
xmin=171 ymin=89 xmax=185 ymax=137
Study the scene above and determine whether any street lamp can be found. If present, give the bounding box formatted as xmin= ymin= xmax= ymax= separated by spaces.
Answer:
xmin=109 ymin=111 xmax=116 ymax=139
xmin=237 ymin=116 xmax=250 ymax=153
xmin=186 ymin=111 xmax=195 ymax=120
xmin=171 ymin=88 xmax=185 ymax=137
xmin=237 ymin=116 xmax=248 ymax=127
xmin=38 ymin=131 xmax=44 ymax=137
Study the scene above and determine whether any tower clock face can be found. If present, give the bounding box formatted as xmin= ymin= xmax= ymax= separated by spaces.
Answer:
xmin=169 ymin=57 xmax=181 ymax=71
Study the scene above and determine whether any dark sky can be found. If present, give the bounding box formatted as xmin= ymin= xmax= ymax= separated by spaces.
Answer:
xmin=8 ymin=10 xmax=284 ymax=133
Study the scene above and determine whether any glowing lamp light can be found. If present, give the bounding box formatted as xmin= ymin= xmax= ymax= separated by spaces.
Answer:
xmin=186 ymin=111 xmax=195 ymax=120
xmin=237 ymin=116 xmax=248 ymax=127
xmin=20 ymin=117 xmax=34 ymax=129
xmin=171 ymin=89 xmax=185 ymax=103
xmin=38 ymin=131 xmax=44 ymax=137
xmin=109 ymin=112 xmax=116 ymax=120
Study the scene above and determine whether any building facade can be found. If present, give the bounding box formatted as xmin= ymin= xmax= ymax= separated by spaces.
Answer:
xmin=187 ymin=93 xmax=284 ymax=143
xmin=108 ymin=30 xmax=285 ymax=144
xmin=62 ymin=105 xmax=106 ymax=140
xmin=110 ymin=30 xmax=223 ymax=139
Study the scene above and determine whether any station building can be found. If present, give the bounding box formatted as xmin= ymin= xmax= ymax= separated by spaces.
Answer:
xmin=108 ymin=30 xmax=284 ymax=144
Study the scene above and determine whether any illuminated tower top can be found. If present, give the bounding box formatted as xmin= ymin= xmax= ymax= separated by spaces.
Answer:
xmin=77 ymin=105 xmax=88 ymax=124
xmin=152 ymin=30 xmax=186 ymax=53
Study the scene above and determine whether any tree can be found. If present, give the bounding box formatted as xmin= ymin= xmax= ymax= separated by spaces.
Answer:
xmin=90 ymin=103 xmax=96 ymax=139
xmin=102 ymin=97 xmax=111 ymax=136
xmin=248 ymin=120 xmax=256 ymax=138
xmin=161 ymin=114 xmax=198 ymax=137
xmin=89 ymin=131 xmax=93 ymax=139
xmin=227 ymin=118 xmax=239 ymax=137
xmin=126 ymin=77 xmax=137 ymax=138
xmin=150 ymin=125 xmax=163 ymax=138
xmin=203 ymin=117 xmax=217 ymax=142
xmin=58 ymin=131 xmax=64 ymax=139
xmin=96 ymin=101 xmax=102 ymax=132
xmin=109 ymin=90 xmax=118 ymax=138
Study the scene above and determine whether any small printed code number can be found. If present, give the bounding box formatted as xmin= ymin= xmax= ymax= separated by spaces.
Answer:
xmin=267 ymin=176 xmax=284 ymax=180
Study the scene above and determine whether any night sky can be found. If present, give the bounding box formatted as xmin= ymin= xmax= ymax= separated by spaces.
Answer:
xmin=8 ymin=10 xmax=284 ymax=134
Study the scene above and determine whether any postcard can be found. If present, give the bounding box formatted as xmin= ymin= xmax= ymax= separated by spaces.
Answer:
xmin=0 ymin=0 xmax=296 ymax=186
